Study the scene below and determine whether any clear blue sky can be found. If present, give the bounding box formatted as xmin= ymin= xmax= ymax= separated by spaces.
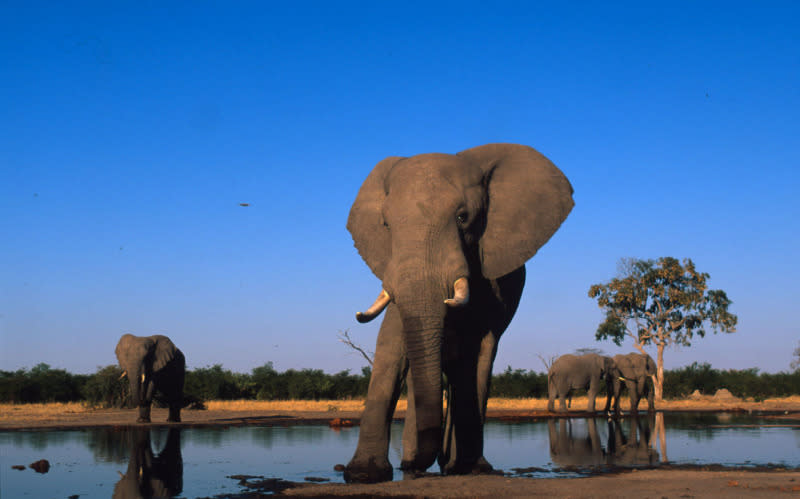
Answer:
xmin=2 ymin=2 xmax=798 ymax=375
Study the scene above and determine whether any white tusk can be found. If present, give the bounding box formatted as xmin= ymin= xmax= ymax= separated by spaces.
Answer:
xmin=119 ymin=371 xmax=127 ymax=380
xmin=141 ymin=373 xmax=146 ymax=384
xmin=444 ymin=277 xmax=469 ymax=307
xmin=356 ymin=289 xmax=391 ymax=323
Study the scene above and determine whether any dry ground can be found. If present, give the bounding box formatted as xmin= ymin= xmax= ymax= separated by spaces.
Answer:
xmin=2 ymin=395 xmax=799 ymax=429
xmin=3 ymin=396 xmax=799 ymax=498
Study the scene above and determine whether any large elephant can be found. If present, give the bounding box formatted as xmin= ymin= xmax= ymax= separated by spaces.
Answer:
xmin=113 ymin=428 xmax=183 ymax=498
xmin=344 ymin=143 xmax=573 ymax=481
xmin=605 ymin=352 xmax=656 ymax=416
xmin=115 ymin=334 xmax=185 ymax=423
xmin=547 ymin=353 xmax=616 ymax=412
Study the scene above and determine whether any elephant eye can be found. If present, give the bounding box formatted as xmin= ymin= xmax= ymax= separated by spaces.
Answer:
xmin=456 ymin=212 xmax=468 ymax=225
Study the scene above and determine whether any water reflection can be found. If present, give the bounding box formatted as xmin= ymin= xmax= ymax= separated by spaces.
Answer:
xmin=112 ymin=428 xmax=183 ymax=498
xmin=1 ymin=413 xmax=797 ymax=498
xmin=548 ymin=414 xmax=667 ymax=471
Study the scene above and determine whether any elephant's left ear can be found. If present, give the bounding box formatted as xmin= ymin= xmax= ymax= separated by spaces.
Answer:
xmin=152 ymin=336 xmax=177 ymax=371
xmin=458 ymin=143 xmax=574 ymax=280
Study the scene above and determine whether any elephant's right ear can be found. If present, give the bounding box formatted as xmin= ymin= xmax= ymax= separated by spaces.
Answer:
xmin=347 ymin=156 xmax=404 ymax=279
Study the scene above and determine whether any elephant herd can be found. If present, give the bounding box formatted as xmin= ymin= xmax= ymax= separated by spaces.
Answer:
xmin=547 ymin=352 xmax=657 ymax=416
xmin=110 ymin=143 xmax=659 ymax=484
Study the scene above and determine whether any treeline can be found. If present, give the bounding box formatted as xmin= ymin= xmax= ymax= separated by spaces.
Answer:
xmin=1 ymin=362 xmax=798 ymax=406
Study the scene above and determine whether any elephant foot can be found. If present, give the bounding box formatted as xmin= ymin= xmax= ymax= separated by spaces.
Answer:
xmin=442 ymin=456 xmax=494 ymax=475
xmin=167 ymin=417 xmax=181 ymax=423
xmin=344 ymin=456 xmax=393 ymax=483
xmin=399 ymin=428 xmax=440 ymax=472
xmin=136 ymin=416 xmax=151 ymax=423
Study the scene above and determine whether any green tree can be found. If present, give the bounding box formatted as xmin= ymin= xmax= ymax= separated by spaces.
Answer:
xmin=588 ymin=257 xmax=737 ymax=400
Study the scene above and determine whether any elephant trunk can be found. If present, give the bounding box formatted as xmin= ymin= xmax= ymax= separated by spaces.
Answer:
xmin=127 ymin=369 xmax=145 ymax=406
xmin=403 ymin=323 xmax=444 ymax=470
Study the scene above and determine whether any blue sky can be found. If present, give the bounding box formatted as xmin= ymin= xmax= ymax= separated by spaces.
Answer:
xmin=2 ymin=2 xmax=798 ymax=375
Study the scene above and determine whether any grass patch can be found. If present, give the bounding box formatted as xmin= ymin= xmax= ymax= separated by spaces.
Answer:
xmin=0 ymin=402 xmax=91 ymax=422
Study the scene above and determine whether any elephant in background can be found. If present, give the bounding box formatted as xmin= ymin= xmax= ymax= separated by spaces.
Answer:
xmin=548 ymin=418 xmax=606 ymax=469
xmin=113 ymin=428 xmax=183 ymax=498
xmin=345 ymin=143 xmax=573 ymax=482
xmin=115 ymin=334 xmax=185 ymax=423
xmin=605 ymin=352 xmax=656 ymax=416
xmin=547 ymin=353 xmax=616 ymax=412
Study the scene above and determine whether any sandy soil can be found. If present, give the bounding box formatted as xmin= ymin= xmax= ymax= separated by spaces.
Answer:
xmin=3 ymin=399 xmax=799 ymax=498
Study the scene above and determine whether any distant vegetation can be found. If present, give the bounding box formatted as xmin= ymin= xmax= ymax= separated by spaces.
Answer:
xmin=1 ymin=361 xmax=797 ymax=406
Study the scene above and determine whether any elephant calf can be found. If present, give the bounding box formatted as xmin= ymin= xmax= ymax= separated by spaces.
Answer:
xmin=547 ymin=353 xmax=615 ymax=412
xmin=115 ymin=334 xmax=185 ymax=423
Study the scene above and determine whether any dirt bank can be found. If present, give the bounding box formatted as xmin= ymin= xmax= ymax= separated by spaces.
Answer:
xmin=277 ymin=468 xmax=800 ymax=498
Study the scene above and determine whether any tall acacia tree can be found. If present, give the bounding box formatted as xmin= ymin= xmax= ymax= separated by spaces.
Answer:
xmin=588 ymin=257 xmax=737 ymax=400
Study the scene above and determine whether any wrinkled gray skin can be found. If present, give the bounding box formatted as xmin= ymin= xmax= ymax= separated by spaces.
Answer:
xmin=605 ymin=352 xmax=656 ymax=416
xmin=345 ymin=143 xmax=573 ymax=482
xmin=115 ymin=334 xmax=185 ymax=423
xmin=548 ymin=418 xmax=606 ymax=468
xmin=113 ymin=428 xmax=183 ymax=499
xmin=547 ymin=353 xmax=616 ymax=412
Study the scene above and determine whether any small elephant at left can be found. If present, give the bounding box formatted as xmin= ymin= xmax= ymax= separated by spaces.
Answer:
xmin=115 ymin=334 xmax=185 ymax=423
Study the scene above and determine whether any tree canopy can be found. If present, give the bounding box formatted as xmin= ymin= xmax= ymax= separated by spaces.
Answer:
xmin=589 ymin=257 xmax=738 ymax=399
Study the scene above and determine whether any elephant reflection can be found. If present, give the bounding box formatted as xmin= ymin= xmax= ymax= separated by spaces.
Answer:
xmin=607 ymin=416 xmax=659 ymax=467
xmin=113 ymin=428 xmax=183 ymax=498
xmin=548 ymin=418 xmax=606 ymax=469
xmin=548 ymin=416 xmax=662 ymax=470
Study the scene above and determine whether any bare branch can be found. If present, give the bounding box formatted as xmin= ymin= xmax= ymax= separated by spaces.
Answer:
xmin=337 ymin=329 xmax=374 ymax=366
xmin=537 ymin=353 xmax=556 ymax=371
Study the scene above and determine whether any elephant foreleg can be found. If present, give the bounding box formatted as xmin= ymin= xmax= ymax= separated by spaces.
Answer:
xmin=345 ymin=306 xmax=406 ymax=483
xmin=440 ymin=331 xmax=497 ymax=474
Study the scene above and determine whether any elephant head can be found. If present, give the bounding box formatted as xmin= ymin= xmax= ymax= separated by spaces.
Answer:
xmin=602 ymin=355 xmax=617 ymax=381
xmin=348 ymin=143 xmax=573 ymax=467
xmin=616 ymin=352 xmax=656 ymax=381
xmin=115 ymin=334 xmax=183 ymax=423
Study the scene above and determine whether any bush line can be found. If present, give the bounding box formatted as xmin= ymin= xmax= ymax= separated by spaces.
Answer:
xmin=1 ymin=362 xmax=798 ymax=406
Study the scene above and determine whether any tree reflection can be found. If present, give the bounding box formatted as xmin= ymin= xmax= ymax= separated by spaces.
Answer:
xmin=113 ymin=428 xmax=182 ymax=498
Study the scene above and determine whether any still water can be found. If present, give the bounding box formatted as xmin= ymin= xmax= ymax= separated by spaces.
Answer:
xmin=2 ymin=413 xmax=798 ymax=498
